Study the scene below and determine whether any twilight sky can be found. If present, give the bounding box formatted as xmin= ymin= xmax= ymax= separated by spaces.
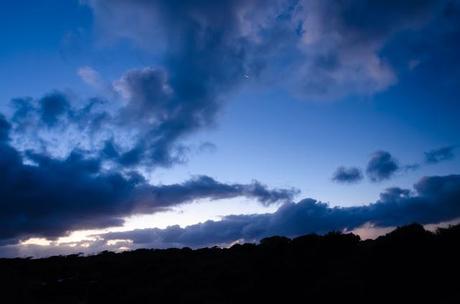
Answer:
xmin=1 ymin=0 xmax=460 ymax=257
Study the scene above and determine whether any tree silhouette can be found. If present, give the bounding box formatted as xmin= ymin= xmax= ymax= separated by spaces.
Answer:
xmin=0 ymin=223 xmax=459 ymax=303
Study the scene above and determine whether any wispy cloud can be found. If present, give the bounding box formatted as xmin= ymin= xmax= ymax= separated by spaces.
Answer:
xmin=425 ymin=146 xmax=457 ymax=164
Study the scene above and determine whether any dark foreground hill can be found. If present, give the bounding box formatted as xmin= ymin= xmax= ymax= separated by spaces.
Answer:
xmin=1 ymin=223 xmax=459 ymax=303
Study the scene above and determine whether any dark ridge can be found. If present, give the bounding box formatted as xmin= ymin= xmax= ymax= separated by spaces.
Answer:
xmin=1 ymin=223 xmax=459 ymax=303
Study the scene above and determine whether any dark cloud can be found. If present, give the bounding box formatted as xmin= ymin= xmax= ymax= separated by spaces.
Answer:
xmin=332 ymin=0 xmax=436 ymax=37
xmin=383 ymin=0 xmax=460 ymax=88
xmin=101 ymin=174 xmax=460 ymax=249
xmin=332 ymin=166 xmax=363 ymax=184
xmin=79 ymin=0 xmax=260 ymax=166
xmin=0 ymin=124 xmax=295 ymax=244
xmin=335 ymin=145 xmax=457 ymax=184
xmin=9 ymin=92 xmax=111 ymax=159
xmin=403 ymin=163 xmax=421 ymax=172
xmin=8 ymin=64 xmax=222 ymax=168
xmin=115 ymin=68 xmax=172 ymax=123
xmin=110 ymin=66 xmax=222 ymax=167
xmin=425 ymin=146 xmax=457 ymax=164
xmin=366 ymin=151 xmax=400 ymax=182
xmin=11 ymin=92 xmax=71 ymax=128
xmin=0 ymin=143 xmax=144 ymax=244
xmin=0 ymin=114 xmax=10 ymax=142
xmin=143 ymin=175 xmax=298 ymax=208
xmin=39 ymin=92 xmax=71 ymax=127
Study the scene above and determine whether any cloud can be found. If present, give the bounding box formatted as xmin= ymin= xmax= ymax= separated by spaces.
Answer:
xmin=11 ymin=92 xmax=71 ymax=128
xmin=113 ymin=68 xmax=173 ymax=120
xmin=9 ymin=65 xmax=217 ymax=168
xmin=9 ymin=92 xmax=111 ymax=158
xmin=0 ymin=124 xmax=295 ymax=244
xmin=334 ymin=145 xmax=457 ymax=184
xmin=39 ymin=93 xmax=72 ymax=127
xmin=1 ymin=1 xmax=458 ymax=256
xmin=366 ymin=151 xmax=400 ymax=182
xmin=85 ymin=0 xmax=443 ymax=101
xmin=403 ymin=163 xmax=421 ymax=172
xmin=3 ymin=173 xmax=460 ymax=256
xmin=78 ymin=66 xmax=104 ymax=89
xmin=97 ymin=174 xmax=460 ymax=249
xmin=8 ymin=1 xmax=454 ymax=168
xmin=78 ymin=0 xmax=266 ymax=166
xmin=9 ymin=62 xmax=229 ymax=168
xmin=332 ymin=166 xmax=363 ymax=184
xmin=197 ymin=142 xmax=217 ymax=154
xmin=109 ymin=66 xmax=221 ymax=167
xmin=141 ymin=175 xmax=298 ymax=208
xmin=0 ymin=114 xmax=11 ymax=142
xmin=425 ymin=146 xmax=457 ymax=164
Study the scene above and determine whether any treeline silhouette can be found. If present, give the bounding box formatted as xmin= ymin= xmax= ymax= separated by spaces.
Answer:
xmin=1 ymin=223 xmax=459 ymax=303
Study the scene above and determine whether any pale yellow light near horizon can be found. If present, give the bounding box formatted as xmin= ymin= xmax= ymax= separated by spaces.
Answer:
xmin=19 ymin=197 xmax=281 ymax=247
xmin=20 ymin=196 xmax=460 ymax=248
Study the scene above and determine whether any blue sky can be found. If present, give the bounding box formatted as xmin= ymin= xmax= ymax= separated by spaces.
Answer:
xmin=0 ymin=0 xmax=459 ymax=257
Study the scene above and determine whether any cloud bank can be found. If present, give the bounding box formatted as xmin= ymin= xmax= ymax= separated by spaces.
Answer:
xmin=0 ymin=119 xmax=296 ymax=245
xmin=3 ymin=173 xmax=459 ymax=257
xmin=98 ymin=174 xmax=460 ymax=249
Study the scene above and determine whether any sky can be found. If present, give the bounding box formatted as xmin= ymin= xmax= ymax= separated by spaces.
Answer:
xmin=0 ymin=0 xmax=460 ymax=257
